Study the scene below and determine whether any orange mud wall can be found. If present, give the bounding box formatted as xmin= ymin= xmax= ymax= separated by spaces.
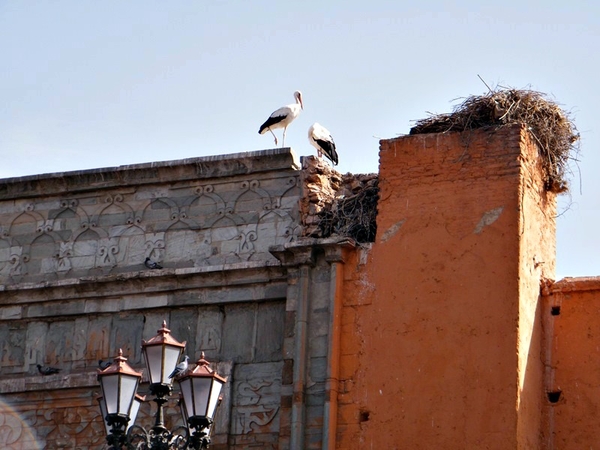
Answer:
xmin=337 ymin=124 xmax=556 ymax=449
xmin=543 ymin=278 xmax=600 ymax=449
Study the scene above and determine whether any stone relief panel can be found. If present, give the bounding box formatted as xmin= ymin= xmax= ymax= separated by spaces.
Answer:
xmin=254 ymin=302 xmax=286 ymax=363
xmin=0 ymin=173 xmax=300 ymax=284
xmin=24 ymin=322 xmax=49 ymax=375
xmin=0 ymin=404 xmax=42 ymax=450
xmin=0 ymin=238 xmax=10 ymax=276
xmin=7 ymin=208 xmax=43 ymax=243
xmin=115 ymin=225 xmax=146 ymax=268
xmin=230 ymin=362 xmax=283 ymax=436
xmin=70 ymin=228 xmax=98 ymax=271
xmin=0 ymin=322 xmax=26 ymax=373
xmin=45 ymin=320 xmax=76 ymax=366
xmin=0 ymin=391 xmax=107 ymax=450
xmin=83 ymin=316 xmax=112 ymax=369
xmin=195 ymin=307 xmax=224 ymax=361
xmin=111 ymin=314 xmax=144 ymax=365
xmin=96 ymin=237 xmax=120 ymax=269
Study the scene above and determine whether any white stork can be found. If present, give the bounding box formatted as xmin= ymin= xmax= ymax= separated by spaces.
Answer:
xmin=308 ymin=123 xmax=338 ymax=166
xmin=259 ymin=91 xmax=304 ymax=147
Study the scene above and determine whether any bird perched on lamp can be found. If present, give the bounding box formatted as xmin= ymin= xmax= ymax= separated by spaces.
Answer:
xmin=168 ymin=355 xmax=189 ymax=379
xmin=259 ymin=91 xmax=304 ymax=147
xmin=98 ymin=360 xmax=112 ymax=370
xmin=308 ymin=123 xmax=338 ymax=166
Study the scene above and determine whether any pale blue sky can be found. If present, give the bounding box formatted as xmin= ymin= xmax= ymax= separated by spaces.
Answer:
xmin=1 ymin=1 xmax=598 ymax=278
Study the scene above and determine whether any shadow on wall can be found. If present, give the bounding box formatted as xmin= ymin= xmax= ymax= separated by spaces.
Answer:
xmin=518 ymin=295 xmax=545 ymax=448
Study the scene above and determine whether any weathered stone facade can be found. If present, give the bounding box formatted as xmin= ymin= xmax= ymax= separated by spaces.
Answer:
xmin=0 ymin=149 xmax=352 ymax=449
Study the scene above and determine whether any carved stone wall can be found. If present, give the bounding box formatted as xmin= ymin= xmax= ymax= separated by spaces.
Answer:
xmin=0 ymin=149 xmax=353 ymax=450
xmin=0 ymin=152 xmax=301 ymax=285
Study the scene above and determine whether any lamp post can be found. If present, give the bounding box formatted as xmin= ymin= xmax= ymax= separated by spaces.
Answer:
xmin=177 ymin=353 xmax=226 ymax=449
xmin=97 ymin=321 xmax=226 ymax=450
xmin=140 ymin=321 xmax=187 ymax=448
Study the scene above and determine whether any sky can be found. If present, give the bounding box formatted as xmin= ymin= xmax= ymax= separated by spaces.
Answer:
xmin=1 ymin=1 xmax=598 ymax=279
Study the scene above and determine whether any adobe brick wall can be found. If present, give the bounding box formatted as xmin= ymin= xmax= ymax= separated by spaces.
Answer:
xmin=542 ymin=277 xmax=600 ymax=449
xmin=337 ymin=124 xmax=556 ymax=449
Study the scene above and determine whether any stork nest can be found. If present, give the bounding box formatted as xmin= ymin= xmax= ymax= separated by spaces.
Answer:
xmin=319 ymin=177 xmax=379 ymax=243
xmin=410 ymin=88 xmax=579 ymax=193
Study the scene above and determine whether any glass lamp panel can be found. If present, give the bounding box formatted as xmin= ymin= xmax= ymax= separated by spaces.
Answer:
xmin=179 ymin=397 xmax=189 ymax=426
xmin=118 ymin=375 xmax=138 ymax=415
xmin=144 ymin=345 xmax=164 ymax=385
xmin=98 ymin=398 xmax=110 ymax=434
xmin=163 ymin=346 xmax=183 ymax=384
xmin=206 ymin=379 xmax=224 ymax=419
xmin=127 ymin=398 xmax=141 ymax=432
xmin=192 ymin=377 xmax=212 ymax=417
xmin=100 ymin=375 xmax=119 ymax=414
xmin=179 ymin=378 xmax=195 ymax=418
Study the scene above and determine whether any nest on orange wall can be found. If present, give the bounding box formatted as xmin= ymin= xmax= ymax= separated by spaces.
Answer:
xmin=410 ymin=88 xmax=580 ymax=193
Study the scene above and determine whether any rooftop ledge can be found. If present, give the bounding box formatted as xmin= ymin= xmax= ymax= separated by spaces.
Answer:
xmin=0 ymin=147 xmax=301 ymax=200
xmin=542 ymin=276 xmax=600 ymax=295
xmin=0 ymin=259 xmax=286 ymax=294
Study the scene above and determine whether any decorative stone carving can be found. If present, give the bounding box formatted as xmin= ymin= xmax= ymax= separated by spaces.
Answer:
xmin=0 ymin=171 xmax=301 ymax=282
xmin=144 ymin=233 xmax=165 ymax=262
xmin=0 ymin=407 xmax=40 ymax=449
xmin=97 ymin=237 xmax=120 ymax=268
xmin=56 ymin=241 xmax=73 ymax=273
xmin=231 ymin=363 xmax=283 ymax=435
xmin=232 ymin=379 xmax=281 ymax=435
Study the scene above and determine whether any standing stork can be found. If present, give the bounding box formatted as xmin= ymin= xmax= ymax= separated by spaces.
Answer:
xmin=308 ymin=123 xmax=338 ymax=166
xmin=259 ymin=91 xmax=304 ymax=147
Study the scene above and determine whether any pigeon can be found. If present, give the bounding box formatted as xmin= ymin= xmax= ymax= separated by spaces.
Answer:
xmin=37 ymin=364 xmax=60 ymax=375
xmin=145 ymin=257 xmax=163 ymax=270
xmin=98 ymin=360 xmax=112 ymax=370
xmin=168 ymin=355 xmax=189 ymax=379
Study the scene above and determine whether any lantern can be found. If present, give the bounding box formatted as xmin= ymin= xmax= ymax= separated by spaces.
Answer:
xmin=141 ymin=321 xmax=186 ymax=391
xmin=178 ymin=352 xmax=226 ymax=433
xmin=97 ymin=349 xmax=143 ymax=435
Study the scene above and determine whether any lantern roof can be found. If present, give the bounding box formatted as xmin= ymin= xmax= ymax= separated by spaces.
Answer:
xmin=141 ymin=320 xmax=186 ymax=348
xmin=185 ymin=352 xmax=227 ymax=383
xmin=97 ymin=348 xmax=143 ymax=378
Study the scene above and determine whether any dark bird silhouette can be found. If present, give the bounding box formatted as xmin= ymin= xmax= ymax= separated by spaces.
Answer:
xmin=168 ymin=355 xmax=189 ymax=379
xmin=145 ymin=257 xmax=163 ymax=270
xmin=98 ymin=360 xmax=112 ymax=370
xmin=37 ymin=364 xmax=60 ymax=375
xmin=308 ymin=123 xmax=338 ymax=166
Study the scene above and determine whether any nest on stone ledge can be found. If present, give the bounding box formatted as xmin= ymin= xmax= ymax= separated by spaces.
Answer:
xmin=410 ymin=88 xmax=579 ymax=193
xmin=319 ymin=175 xmax=379 ymax=243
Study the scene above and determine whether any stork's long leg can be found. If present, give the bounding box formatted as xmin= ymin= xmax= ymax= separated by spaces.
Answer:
xmin=268 ymin=128 xmax=278 ymax=146
xmin=282 ymin=127 xmax=287 ymax=147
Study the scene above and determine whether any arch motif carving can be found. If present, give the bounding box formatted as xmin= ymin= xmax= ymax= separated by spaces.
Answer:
xmin=0 ymin=174 xmax=301 ymax=281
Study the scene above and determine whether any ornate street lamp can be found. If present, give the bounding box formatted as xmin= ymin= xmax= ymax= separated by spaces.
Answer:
xmin=140 ymin=320 xmax=187 ymax=446
xmin=97 ymin=321 xmax=225 ymax=450
xmin=97 ymin=349 xmax=143 ymax=449
xmin=177 ymin=353 xmax=226 ymax=450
